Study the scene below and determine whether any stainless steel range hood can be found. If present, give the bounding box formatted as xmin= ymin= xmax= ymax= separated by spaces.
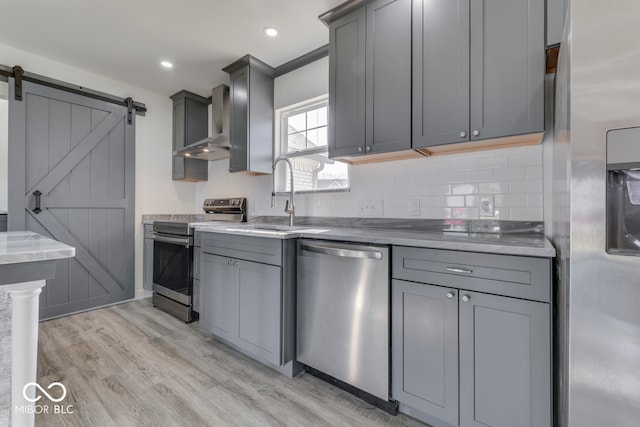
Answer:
xmin=173 ymin=84 xmax=230 ymax=161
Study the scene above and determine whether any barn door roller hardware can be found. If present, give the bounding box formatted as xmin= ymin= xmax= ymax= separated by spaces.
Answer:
xmin=0 ymin=64 xmax=147 ymax=117
xmin=13 ymin=65 xmax=23 ymax=101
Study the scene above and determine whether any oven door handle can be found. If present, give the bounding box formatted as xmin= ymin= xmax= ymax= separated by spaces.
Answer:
xmin=153 ymin=234 xmax=192 ymax=247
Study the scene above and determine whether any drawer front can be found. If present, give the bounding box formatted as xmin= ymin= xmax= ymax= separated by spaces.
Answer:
xmin=200 ymin=232 xmax=282 ymax=266
xmin=393 ymin=246 xmax=551 ymax=302
xmin=143 ymin=223 xmax=154 ymax=239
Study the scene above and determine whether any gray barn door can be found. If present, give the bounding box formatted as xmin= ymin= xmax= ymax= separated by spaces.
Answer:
xmin=7 ymin=79 xmax=135 ymax=319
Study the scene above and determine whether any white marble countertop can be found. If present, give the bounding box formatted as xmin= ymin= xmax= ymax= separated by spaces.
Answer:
xmin=0 ymin=231 xmax=76 ymax=265
xmin=189 ymin=222 xmax=556 ymax=258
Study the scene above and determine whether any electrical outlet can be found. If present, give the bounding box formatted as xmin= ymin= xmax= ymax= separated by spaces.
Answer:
xmin=479 ymin=196 xmax=495 ymax=217
xmin=409 ymin=199 xmax=420 ymax=216
xmin=359 ymin=200 xmax=383 ymax=217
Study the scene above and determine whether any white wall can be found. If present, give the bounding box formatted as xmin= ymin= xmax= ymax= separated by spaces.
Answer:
xmin=196 ymin=58 xmax=544 ymax=221
xmin=0 ymin=42 xmax=197 ymax=296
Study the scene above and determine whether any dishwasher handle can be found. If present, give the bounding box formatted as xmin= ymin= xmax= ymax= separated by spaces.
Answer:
xmin=299 ymin=242 xmax=383 ymax=260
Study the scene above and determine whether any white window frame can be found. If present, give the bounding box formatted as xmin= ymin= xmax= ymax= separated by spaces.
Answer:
xmin=274 ymin=95 xmax=350 ymax=195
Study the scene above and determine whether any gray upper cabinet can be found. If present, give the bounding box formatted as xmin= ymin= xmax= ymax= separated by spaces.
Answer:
xmin=327 ymin=0 xmax=411 ymax=159
xmin=547 ymin=0 xmax=566 ymax=47
xmin=328 ymin=8 xmax=366 ymax=158
xmin=223 ymin=55 xmax=274 ymax=174
xmin=412 ymin=0 xmax=469 ymax=147
xmin=170 ymin=90 xmax=209 ymax=181
xmin=459 ymin=291 xmax=551 ymax=427
xmin=413 ymin=0 xmax=544 ymax=149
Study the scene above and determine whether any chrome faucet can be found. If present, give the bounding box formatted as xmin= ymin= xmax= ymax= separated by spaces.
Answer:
xmin=272 ymin=156 xmax=295 ymax=226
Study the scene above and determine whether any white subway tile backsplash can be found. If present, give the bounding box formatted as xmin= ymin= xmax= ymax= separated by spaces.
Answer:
xmin=509 ymin=151 xmax=542 ymax=167
xmin=526 ymin=193 xmax=544 ymax=207
xmin=425 ymin=184 xmax=452 ymax=196
xmin=424 ymin=159 xmax=452 ymax=173
xmin=440 ymin=196 xmax=466 ymax=208
xmin=452 ymin=207 xmax=479 ymax=219
xmin=510 ymin=179 xmax=543 ymax=194
xmin=526 ymin=165 xmax=543 ymax=179
xmin=465 ymin=169 xmax=494 ymax=182
xmin=452 ymin=184 xmax=478 ymax=195
xmin=451 ymin=157 xmax=479 ymax=171
xmin=479 ymin=181 xmax=510 ymax=194
xmin=495 ymin=194 xmax=526 ymax=207
xmin=197 ymin=145 xmax=544 ymax=221
xmin=423 ymin=196 xmax=440 ymax=208
xmin=424 ymin=207 xmax=452 ymax=219
xmin=478 ymin=155 xmax=509 ymax=169
xmin=439 ymin=171 xmax=467 ymax=184
xmin=510 ymin=207 xmax=543 ymax=221
xmin=494 ymin=167 xmax=526 ymax=181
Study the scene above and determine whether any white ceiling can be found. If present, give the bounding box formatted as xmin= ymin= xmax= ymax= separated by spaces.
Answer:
xmin=0 ymin=0 xmax=344 ymax=97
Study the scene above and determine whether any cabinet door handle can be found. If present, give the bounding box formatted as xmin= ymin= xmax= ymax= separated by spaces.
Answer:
xmin=445 ymin=267 xmax=473 ymax=274
xmin=459 ymin=131 xmax=467 ymax=138
xmin=357 ymin=147 xmax=363 ymax=153
xmin=234 ymin=261 xmax=239 ymax=267
xmin=462 ymin=295 xmax=471 ymax=302
xmin=446 ymin=292 xmax=455 ymax=299
xmin=472 ymin=129 xmax=480 ymax=137
xmin=227 ymin=259 xmax=232 ymax=266
xmin=32 ymin=190 xmax=42 ymax=214
xmin=365 ymin=146 xmax=371 ymax=152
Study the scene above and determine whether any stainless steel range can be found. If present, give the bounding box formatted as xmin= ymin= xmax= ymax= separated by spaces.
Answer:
xmin=151 ymin=198 xmax=247 ymax=322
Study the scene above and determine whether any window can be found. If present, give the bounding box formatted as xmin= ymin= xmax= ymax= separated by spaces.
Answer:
xmin=274 ymin=97 xmax=349 ymax=193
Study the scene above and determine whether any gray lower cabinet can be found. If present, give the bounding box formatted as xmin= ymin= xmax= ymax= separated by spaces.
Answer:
xmin=392 ymin=280 xmax=459 ymax=426
xmin=413 ymin=0 xmax=544 ymax=149
xmin=201 ymin=254 xmax=238 ymax=343
xmin=143 ymin=224 xmax=154 ymax=290
xmin=392 ymin=246 xmax=552 ymax=427
xmin=201 ymin=253 xmax=280 ymax=364
xmin=199 ymin=232 xmax=296 ymax=373
xmin=459 ymin=290 xmax=550 ymax=427
xmin=327 ymin=0 xmax=411 ymax=159
xmin=192 ymin=238 xmax=201 ymax=314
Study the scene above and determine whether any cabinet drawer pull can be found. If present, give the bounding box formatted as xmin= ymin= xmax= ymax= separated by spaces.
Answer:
xmin=462 ymin=295 xmax=471 ymax=302
xmin=445 ymin=267 xmax=473 ymax=274
xmin=446 ymin=292 xmax=455 ymax=299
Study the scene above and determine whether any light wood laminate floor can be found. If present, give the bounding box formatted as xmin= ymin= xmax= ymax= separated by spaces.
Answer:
xmin=36 ymin=298 xmax=426 ymax=427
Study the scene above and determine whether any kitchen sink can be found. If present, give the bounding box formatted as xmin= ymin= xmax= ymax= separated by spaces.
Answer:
xmin=222 ymin=224 xmax=329 ymax=236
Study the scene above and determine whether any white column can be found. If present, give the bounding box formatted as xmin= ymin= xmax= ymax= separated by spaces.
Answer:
xmin=6 ymin=281 xmax=45 ymax=427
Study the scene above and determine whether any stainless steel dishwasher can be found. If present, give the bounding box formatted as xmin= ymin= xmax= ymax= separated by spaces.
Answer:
xmin=296 ymin=239 xmax=392 ymax=409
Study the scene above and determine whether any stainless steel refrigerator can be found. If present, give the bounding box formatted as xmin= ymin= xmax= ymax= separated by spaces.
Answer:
xmin=551 ymin=1 xmax=640 ymax=426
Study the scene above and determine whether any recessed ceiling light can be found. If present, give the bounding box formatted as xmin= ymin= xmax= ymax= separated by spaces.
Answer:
xmin=264 ymin=26 xmax=278 ymax=37
xmin=160 ymin=61 xmax=173 ymax=69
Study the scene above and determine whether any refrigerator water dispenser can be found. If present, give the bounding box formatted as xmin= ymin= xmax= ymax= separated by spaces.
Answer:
xmin=607 ymin=127 xmax=640 ymax=255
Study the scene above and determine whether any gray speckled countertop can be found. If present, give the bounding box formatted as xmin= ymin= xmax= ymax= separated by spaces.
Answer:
xmin=0 ymin=231 xmax=76 ymax=265
xmin=189 ymin=222 xmax=555 ymax=258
